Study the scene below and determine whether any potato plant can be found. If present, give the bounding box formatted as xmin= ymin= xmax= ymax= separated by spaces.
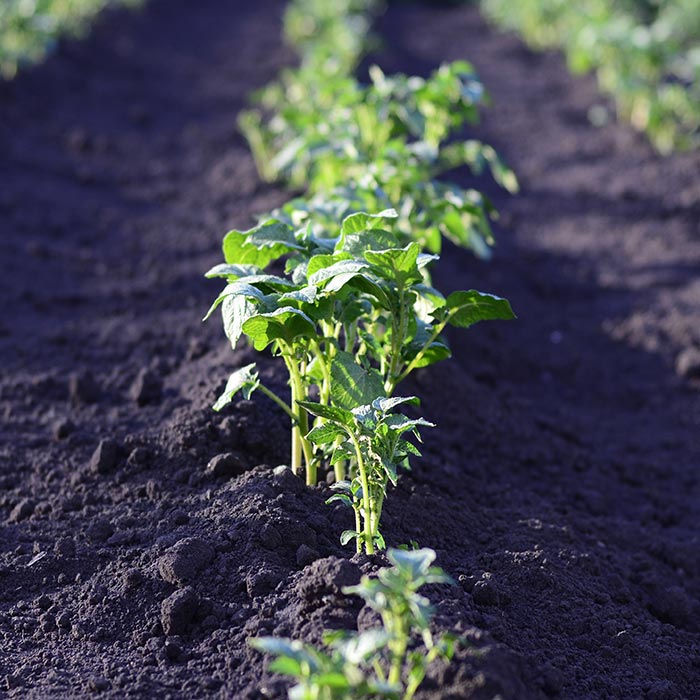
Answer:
xmin=0 ymin=0 xmax=141 ymax=77
xmin=205 ymin=212 xmax=514 ymax=495
xmin=303 ymin=396 xmax=432 ymax=554
xmin=251 ymin=548 xmax=457 ymax=699
xmin=241 ymin=60 xmax=517 ymax=258
xmin=206 ymin=0 xmax=517 ymax=556
xmin=283 ymin=0 xmax=381 ymax=78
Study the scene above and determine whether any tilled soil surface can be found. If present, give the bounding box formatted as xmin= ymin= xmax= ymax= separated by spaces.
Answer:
xmin=1 ymin=1 xmax=699 ymax=698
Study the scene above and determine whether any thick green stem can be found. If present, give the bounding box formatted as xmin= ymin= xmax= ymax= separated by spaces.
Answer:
xmin=333 ymin=434 xmax=346 ymax=483
xmin=310 ymin=339 xmax=332 ymax=406
xmin=344 ymin=320 xmax=357 ymax=354
xmin=278 ymin=345 xmax=316 ymax=484
xmin=388 ymin=617 xmax=409 ymax=687
xmin=291 ymin=423 xmax=302 ymax=476
xmin=286 ymin=355 xmax=316 ymax=486
xmin=385 ymin=285 xmax=409 ymax=395
xmin=349 ymin=432 xmax=374 ymax=555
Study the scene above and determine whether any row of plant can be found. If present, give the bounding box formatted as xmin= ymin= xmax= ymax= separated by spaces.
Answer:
xmin=482 ymin=0 xmax=700 ymax=153
xmin=0 ymin=0 xmax=141 ymax=78
xmin=206 ymin=1 xmax=516 ymax=696
xmin=208 ymin=0 xmax=515 ymax=553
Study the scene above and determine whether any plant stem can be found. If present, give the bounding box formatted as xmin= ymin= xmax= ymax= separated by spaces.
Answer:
xmin=257 ymin=384 xmax=298 ymax=424
xmin=385 ymin=284 xmax=408 ymax=395
xmin=393 ymin=316 xmax=450 ymax=389
xmin=348 ymin=431 xmax=374 ymax=555
xmin=388 ymin=616 xmax=408 ymax=687
xmin=333 ymin=434 xmax=346 ymax=482
xmin=310 ymin=339 xmax=332 ymax=405
xmin=285 ymin=353 xmax=316 ymax=485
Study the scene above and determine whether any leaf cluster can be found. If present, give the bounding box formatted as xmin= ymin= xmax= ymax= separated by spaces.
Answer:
xmin=240 ymin=35 xmax=517 ymax=257
xmin=205 ymin=212 xmax=515 ymax=516
xmin=0 ymin=0 xmax=142 ymax=78
xmin=251 ymin=548 xmax=457 ymax=700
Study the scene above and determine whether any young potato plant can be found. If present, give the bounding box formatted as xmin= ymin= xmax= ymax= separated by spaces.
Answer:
xmin=251 ymin=548 xmax=456 ymax=700
xmin=302 ymin=396 xmax=432 ymax=555
xmin=205 ymin=211 xmax=515 ymax=493
xmin=241 ymin=61 xmax=518 ymax=258
xmin=283 ymin=0 xmax=382 ymax=78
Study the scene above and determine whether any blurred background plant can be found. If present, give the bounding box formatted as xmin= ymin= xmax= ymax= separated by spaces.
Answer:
xmin=482 ymin=0 xmax=700 ymax=152
xmin=0 ymin=0 xmax=140 ymax=78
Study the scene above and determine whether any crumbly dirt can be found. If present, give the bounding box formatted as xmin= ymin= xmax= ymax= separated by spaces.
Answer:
xmin=1 ymin=1 xmax=699 ymax=699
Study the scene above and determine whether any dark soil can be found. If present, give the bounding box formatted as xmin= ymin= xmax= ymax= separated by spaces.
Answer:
xmin=1 ymin=1 xmax=699 ymax=698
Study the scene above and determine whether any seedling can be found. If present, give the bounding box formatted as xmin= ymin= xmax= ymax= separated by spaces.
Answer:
xmin=251 ymin=548 xmax=457 ymax=700
xmin=302 ymin=396 xmax=431 ymax=555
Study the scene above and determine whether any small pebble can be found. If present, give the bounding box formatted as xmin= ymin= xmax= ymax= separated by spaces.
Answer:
xmin=158 ymin=537 xmax=214 ymax=585
xmin=161 ymin=587 xmax=198 ymax=635
xmin=69 ymin=370 xmax=100 ymax=404
xmin=130 ymin=368 xmax=162 ymax=406
xmin=676 ymin=347 xmax=700 ymax=380
xmin=53 ymin=419 xmax=75 ymax=440
xmin=89 ymin=440 xmax=119 ymax=475
xmin=296 ymin=544 xmax=320 ymax=568
xmin=9 ymin=498 xmax=35 ymax=523
xmin=206 ymin=452 xmax=248 ymax=478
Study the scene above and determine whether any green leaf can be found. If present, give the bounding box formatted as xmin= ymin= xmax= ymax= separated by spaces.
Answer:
xmin=204 ymin=263 xmax=260 ymax=279
xmin=442 ymin=290 xmax=516 ymax=328
xmin=223 ymin=220 xmax=300 ymax=268
xmin=340 ymin=629 xmax=391 ymax=664
xmin=306 ymin=422 xmax=346 ymax=445
xmin=221 ymin=294 xmax=259 ymax=349
xmin=387 ymin=548 xmax=436 ymax=578
xmin=331 ymin=351 xmax=384 ymax=410
xmin=202 ymin=282 xmax=266 ymax=321
xmin=242 ymin=307 xmax=316 ymax=351
xmin=401 ymin=440 xmax=422 ymax=457
xmin=384 ymin=415 xmax=435 ymax=434
xmin=417 ymin=253 xmax=439 ymax=270
xmin=269 ymin=656 xmax=303 ymax=677
xmin=278 ymin=285 xmax=318 ymax=305
xmin=306 ymin=253 xmax=344 ymax=281
xmin=326 ymin=493 xmax=352 ymax=508
xmin=373 ymin=531 xmax=386 ymax=550
xmin=314 ymin=673 xmax=350 ymax=689
xmin=340 ymin=530 xmax=360 ymax=546
xmin=337 ymin=227 xmax=402 ymax=258
xmin=340 ymin=209 xmax=397 ymax=236
xmin=308 ymin=259 xmax=370 ymax=287
xmin=351 ymin=403 xmax=377 ymax=429
xmin=331 ymin=443 xmax=355 ymax=464
xmin=409 ymin=339 xmax=451 ymax=369
xmin=365 ymin=243 xmax=423 ymax=287
xmin=213 ymin=363 xmax=260 ymax=411
xmin=297 ymin=400 xmax=354 ymax=426
xmin=372 ymin=396 xmax=419 ymax=414
xmin=233 ymin=274 xmax=296 ymax=291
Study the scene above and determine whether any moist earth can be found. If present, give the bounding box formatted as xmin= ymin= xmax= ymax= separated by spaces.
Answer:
xmin=1 ymin=1 xmax=699 ymax=698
